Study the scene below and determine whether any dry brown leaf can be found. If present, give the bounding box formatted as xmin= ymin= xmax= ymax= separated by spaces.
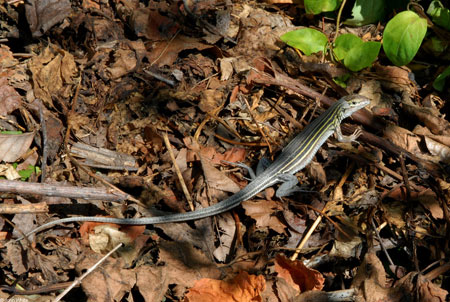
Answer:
xmin=106 ymin=41 xmax=147 ymax=79
xmin=374 ymin=64 xmax=416 ymax=95
xmin=200 ymin=155 xmax=241 ymax=193
xmin=219 ymin=57 xmax=234 ymax=81
xmin=383 ymin=124 xmax=441 ymax=162
xmin=148 ymin=35 xmax=211 ymax=67
xmin=414 ymin=125 xmax=450 ymax=147
xmin=184 ymin=136 xmax=246 ymax=165
xmin=263 ymin=278 xmax=299 ymax=302
xmin=0 ymin=132 xmax=35 ymax=162
xmin=274 ymin=254 xmax=324 ymax=293
xmin=416 ymin=189 xmax=444 ymax=219
xmin=129 ymin=7 xmax=179 ymax=40
xmin=242 ymin=199 xmax=285 ymax=234
xmin=352 ymin=252 xmax=396 ymax=302
xmin=382 ymin=201 xmax=406 ymax=229
xmin=29 ymin=45 xmax=77 ymax=107
xmin=416 ymin=275 xmax=448 ymax=302
xmin=0 ymin=164 xmax=20 ymax=180
xmin=403 ymin=101 xmax=449 ymax=135
xmin=329 ymin=236 xmax=363 ymax=258
xmin=25 ymin=0 xmax=72 ymax=37
xmin=5 ymin=242 xmax=28 ymax=275
xmin=0 ymin=44 xmax=19 ymax=68
xmin=306 ymin=161 xmax=327 ymax=185
xmin=199 ymin=89 xmax=224 ymax=113
xmin=213 ymin=212 xmax=236 ymax=262
xmin=76 ymin=252 xmax=136 ymax=301
xmin=185 ymin=271 xmax=266 ymax=302
xmin=353 ymin=252 xmax=448 ymax=302
xmin=135 ymin=265 xmax=168 ymax=302
xmin=157 ymin=240 xmax=221 ymax=298
xmin=0 ymin=76 xmax=22 ymax=116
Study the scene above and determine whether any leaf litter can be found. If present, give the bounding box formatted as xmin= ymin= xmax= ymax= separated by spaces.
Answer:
xmin=0 ymin=1 xmax=448 ymax=302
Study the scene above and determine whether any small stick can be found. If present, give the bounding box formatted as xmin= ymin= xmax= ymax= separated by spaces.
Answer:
xmin=290 ymin=162 xmax=355 ymax=261
xmin=162 ymin=132 xmax=194 ymax=211
xmin=0 ymin=179 xmax=128 ymax=201
xmin=0 ymin=201 xmax=48 ymax=214
xmin=371 ymin=218 xmax=394 ymax=266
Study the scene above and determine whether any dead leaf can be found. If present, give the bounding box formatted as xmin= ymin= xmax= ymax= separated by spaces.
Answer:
xmin=374 ymin=64 xmax=416 ymax=95
xmin=0 ymin=132 xmax=35 ymax=162
xmin=129 ymin=7 xmax=179 ymax=40
xmin=185 ymin=271 xmax=266 ymax=302
xmin=200 ymin=155 xmax=240 ymax=193
xmin=135 ymin=265 xmax=168 ymax=302
xmin=0 ymin=76 xmax=22 ymax=115
xmin=416 ymin=189 xmax=444 ymax=219
xmin=329 ymin=236 xmax=363 ymax=258
xmin=25 ymin=0 xmax=72 ymax=37
xmin=242 ymin=199 xmax=285 ymax=233
xmin=263 ymin=278 xmax=299 ymax=302
xmin=274 ymin=254 xmax=324 ymax=292
xmin=213 ymin=212 xmax=236 ymax=262
xmin=157 ymin=240 xmax=221 ymax=298
xmin=148 ymin=35 xmax=211 ymax=67
xmin=76 ymin=251 xmax=136 ymax=301
xmin=106 ymin=41 xmax=147 ymax=79
xmin=29 ymin=45 xmax=77 ymax=107
xmin=199 ymin=89 xmax=224 ymax=113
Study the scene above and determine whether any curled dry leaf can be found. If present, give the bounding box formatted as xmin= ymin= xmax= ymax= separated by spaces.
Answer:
xmin=274 ymin=254 xmax=324 ymax=293
xmin=29 ymin=45 xmax=77 ymax=107
xmin=185 ymin=271 xmax=266 ymax=302
xmin=0 ymin=164 xmax=21 ymax=180
xmin=352 ymin=252 xmax=448 ymax=302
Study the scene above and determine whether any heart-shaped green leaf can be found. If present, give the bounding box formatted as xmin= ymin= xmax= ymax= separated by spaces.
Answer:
xmin=333 ymin=34 xmax=363 ymax=61
xmin=344 ymin=41 xmax=381 ymax=71
xmin=383 ymin=11 xmax=427 ymax=66
xmin=280 ymin=28 xmax=328 ymax=56
xmin=305 ymin=0 xmax=342 ymax=14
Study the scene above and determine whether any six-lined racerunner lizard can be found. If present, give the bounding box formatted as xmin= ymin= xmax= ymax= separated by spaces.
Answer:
xmin=17 ymin=94 xmax=370 ymax=240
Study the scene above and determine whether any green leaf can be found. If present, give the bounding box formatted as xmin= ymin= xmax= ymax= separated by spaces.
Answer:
xmin=333 ymin=74 xmax=350 ymax=88
xmin=17 ymin=165 xmax=41 ymax=181
xmin=344 ymin=41 xmax=381 ymax=71
xmin=280 ymin=28 xmax=328 ymax=56
xmin=1 ymin=130 xmax=23 ymax=135
xmin=305 ymin=0 xmax=342 ymax=14
xmin=433 ymin=66 xmax=450 ymax=91
xmin=333 ymin=34 xmax=363 ymax=61
xmin=427 ymin=1 xmax=450 ymax=30
xmin=344 ymin=0 xmax=386 ymax=26
xmin=383 ymin=11 xmax=427 ymax=66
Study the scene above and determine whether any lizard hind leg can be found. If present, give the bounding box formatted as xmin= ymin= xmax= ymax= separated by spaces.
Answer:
xmin=275 ymin=173 xmax=315 ymax=197
xmin=221 ymin=160 xmax=256 ymax=180
xmin=256 ymin=157 xmax=271 ymax=176
xmin=222 ymin=157 xmax=272 ymax=181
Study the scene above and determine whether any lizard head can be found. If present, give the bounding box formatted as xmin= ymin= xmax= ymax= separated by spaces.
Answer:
xmin=340 ymin=94 xmax=371 ymax=119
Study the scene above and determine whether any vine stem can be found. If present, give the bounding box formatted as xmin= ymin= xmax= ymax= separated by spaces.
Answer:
xmin=333 ymin=0 xmax=348 ymax=43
